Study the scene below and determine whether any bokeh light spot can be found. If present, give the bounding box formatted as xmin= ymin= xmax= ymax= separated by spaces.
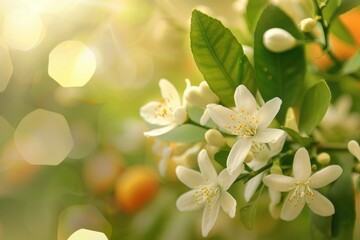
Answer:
xmin=0 ymin=42 xmax=13 ymax=92
xmin=67 ymin=229 xmax=108 ymax=240
xmin=14 ymin=109 xmax=74 ymax=165
xmin=58 ymin=205 xmax=112 ymax=240
xmin=3 ymin=8 xmax=43 ymax=51
xmin=48 ymin=41 xmax=97 ymax=87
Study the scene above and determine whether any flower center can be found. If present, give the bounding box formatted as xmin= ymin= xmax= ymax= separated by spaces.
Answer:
xmin=288 ymin=180 xmax=314 ymax=205
xmin=224 ymin=109 xmax=259 ymax=137
xmin=193 ymin=183 xmax=220 ymax=208
xmin=154 ymin=99 xmax=174 ymax=120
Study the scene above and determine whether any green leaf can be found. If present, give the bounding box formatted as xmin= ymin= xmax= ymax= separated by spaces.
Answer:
xmin=328 ymin=152 xmax=355 ymax=240
xmin=342 ymin=50 xmax=360 ymax=74
xmin=254 ymin=5 xmax=306 ymax=122
xmin=324 ymin=0 xmax=360 ymax=23
xmin=330 ymin=18 xmax=355 ymax=46
xmin=311 ymin=213 xmax=332 ymax=240
xmin=246 ymin=0 xmax=268 ymax=32
xmin=281 ymin=127 xmax=313 ymax=147
xmin=239 ymin=184 xmax=265 ymax=230
xmin=333 ymin=0 xmax=360 ymax=20
xmin=190 ymin=10 xmax=256 ymax=107
xmin=214 ymin=148 xmax=230 ymax=168
xmin=299 ymin=80 xmax=331 ymax=134
xmin=158 ymin=124 xmax=206 ymax=143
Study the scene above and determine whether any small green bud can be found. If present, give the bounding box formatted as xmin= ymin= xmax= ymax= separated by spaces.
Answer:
xmin=316 ymin=152 xmax=331 ymax=166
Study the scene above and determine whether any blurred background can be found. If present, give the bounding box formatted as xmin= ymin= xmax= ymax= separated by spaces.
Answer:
xmin=0 ymin=0 xmax=359 ymax=239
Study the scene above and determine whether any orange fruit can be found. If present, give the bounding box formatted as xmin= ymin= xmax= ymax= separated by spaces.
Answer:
xmin=309 ymin=7 xmax=360 ymax=70
xmin=115 ymin=166 xmax=159 ymax=213
xmin=83 ymin=150 xmax=124 ymax=195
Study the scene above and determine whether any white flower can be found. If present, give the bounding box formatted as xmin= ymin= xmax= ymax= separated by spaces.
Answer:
xmin=263 ymin=28 xmax=297 ymax=53
xmin=176 ymin=149 xmax=242 ymax=237
xmin=140 ymin=79 xmax=188 ymax=137
xmin=320 ymin=95 xmax=360 ymax=134
xmin=244 ymin=133 xmax=286 ymax=202
xmin=207 ymin=85 xmax=284 ymax=174
xmin=348 ymin=140 xmax=360 ymax=161
xmin=263 ymin=148 xmax=343 ymax=221
xmin=152 ymin=140 xmax=201 ymax=177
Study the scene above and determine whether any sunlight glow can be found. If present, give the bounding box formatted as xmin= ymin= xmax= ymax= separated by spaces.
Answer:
xmin=48 ymin=41 xmax=97 ymax=87
xmin=14 ymin=109 xmax=74 ymax=165
xmin=3 ymin=8 xmax=43 ymax=50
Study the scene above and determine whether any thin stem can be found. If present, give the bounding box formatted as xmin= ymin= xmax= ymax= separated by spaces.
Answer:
xmin=312 ymin=0 xmax=342 ymax=67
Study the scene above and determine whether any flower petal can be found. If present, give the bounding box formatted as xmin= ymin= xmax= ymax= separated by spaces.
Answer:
xmin=176 ymin=190 xmax=203 ymax=211
xmin=244 ymin=172 xmax=264 ymax=202
xmin=218 ymin=164 xmax=244 ymax=190
xmin=220 ymin=191 xmax=237 ymax=218
xmin=281 ymin=191 xmax=306 ymax=221
xmin=234 ymin=85 xmax=257 ymax=114
xmin=306 ymin=189 xmax=335 ymax=216
xmin=293 ymin=148 xmax=312 ymax=181
xmin=263 ymin=174 xmax=295 ymax=192
xmin=159 ymin=79 xmax=181 ymax=108
xmin=144 ymin=124 xmax=177 ymax=137
xmin=227 ymin=139 xmax=252 ymax=175
xmin=207 ymin=104 xmax=238 ymax=134
xmin=140 ymin=101 xmax=172 ymax=125
xmin=198 ymin=149 xmax=218 ymax=182
xmin=256 ymin=97 xmax=282 ymax=130
xmin=269 ymin=132 xmax=287 ymax=157
xmin=251 ymin=128 xmax=284 ymax=143
xmin=309 ymin=165 xmax=343 ymax=189
xmin=348 ymin=140 xmax=360 ymax=161
xmin=201 ymin=202 xmax=220 ymax=237
xmin=176 ymin=166 xmax=205 ymax=188
xmin=200 ymin=108 xmax=210 ymax=126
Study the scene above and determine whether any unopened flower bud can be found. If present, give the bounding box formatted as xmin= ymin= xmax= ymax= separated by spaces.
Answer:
xmin=270 ymin=165 xmax=283 ymax=175
xmin=199 ymin=81 xmax=219 ymax=104
xmin=300 ymin=18 xmax=317 ymax=32
xmin=263 ymin=28 xmax=297 ymax=53
xmin=173 ymin=106 xmax=188 ymax=125
xmin=285 ymin=107 xmax=299 ymax=132
xmin=205 ymin=129 xmax=225 ymax=147
xmin=354 ymin=163 xmax=360 ymax=173
xmin=316 ymin=152 xmax=331 ymax=166
xmin=311 ymin=164 xmax=317 ymax=172
xmin=245 ymin=151 xmax=254 ymax=163
xmin=348 ymin=140 xmax=360 ymax=161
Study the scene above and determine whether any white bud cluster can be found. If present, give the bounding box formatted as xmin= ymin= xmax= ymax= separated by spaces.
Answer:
xmin=184 ymin=81 xmax=219 ymax=108
xmin=205 ymin=129 xmax=226 ymax=147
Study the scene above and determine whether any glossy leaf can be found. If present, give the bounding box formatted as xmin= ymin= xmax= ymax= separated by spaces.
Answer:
xmin=191 ymin=10 xmax=256 ymax=107
xmin=342 ymin=50 xmax=360 ymax=74
xmin=328 ymin=152 xmax=355 ymax=240
xmin=281 ymin=127 xmax=313 ymax=147
xmin=239 ymin=184 xmax=265 ymax=230
xmin=158 ymin=124 xmax=206 ymax=143
xmin=246 ymin=0 xmax=268 ymax=32
xmin=331 ymin=18 xmax=355 ymax=46
xmin=299 ymin=80 xmax=331 ymax=134
xmin=254 ymin=5 xmax=306 ymax=122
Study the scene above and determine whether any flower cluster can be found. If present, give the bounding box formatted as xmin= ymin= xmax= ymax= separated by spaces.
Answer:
xmin=140 ymin=1 xmax=360 ymax=238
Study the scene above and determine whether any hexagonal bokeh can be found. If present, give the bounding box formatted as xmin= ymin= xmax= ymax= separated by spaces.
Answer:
xmin=67 ymin=229 xmax=108 ymax=240
xmin=58 ymin=205 xmax=112 ymax=240
xmin=14 ymin=109 xmax=74 ymax=165
xmin=3 ymin=8 xmax=43 ymax=51
xmin=0 ymin=42 xmax=13 ymax=92
xmin=48 ymin=40 xmax=97 ymax=87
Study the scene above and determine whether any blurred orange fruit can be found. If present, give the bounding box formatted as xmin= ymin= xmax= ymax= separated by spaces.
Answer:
xmin=115 ymin=166 xmax=159 ymax=213
xmin=309 ymin=7 xmax=360 ymax=70
xmin=83 ymin=150 xmax=124 ymax=195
